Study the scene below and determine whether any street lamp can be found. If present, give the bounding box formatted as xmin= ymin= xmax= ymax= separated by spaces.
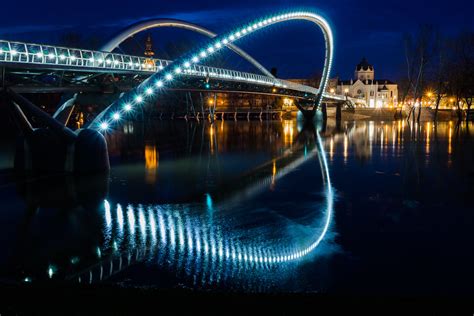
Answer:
xmin=343 ymin=88 xmax=349 ymax=103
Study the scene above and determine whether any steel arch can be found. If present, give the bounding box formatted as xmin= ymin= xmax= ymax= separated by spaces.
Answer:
xmin=92 ymin=11 xmax=334 ymax=130
xmin=100 ymin=18 xmax=274 ymax=78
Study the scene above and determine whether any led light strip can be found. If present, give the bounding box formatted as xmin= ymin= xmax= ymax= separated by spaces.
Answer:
xmin=91 ymin=10 xmax=334 ymax=132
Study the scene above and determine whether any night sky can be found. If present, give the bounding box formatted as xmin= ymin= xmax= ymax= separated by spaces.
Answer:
xmin=1 ymin=0 xmax=472 ymax=80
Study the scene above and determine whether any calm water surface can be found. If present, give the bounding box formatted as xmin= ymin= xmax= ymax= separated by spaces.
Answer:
xmin=0 ymin=119 xmax=473 ymax=295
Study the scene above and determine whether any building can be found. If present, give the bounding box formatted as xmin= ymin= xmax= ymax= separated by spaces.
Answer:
xmin=144 ymin=34 xmax=155 ymax=58
xmin=286 ymin=58 xmax=397 ymax=108
xmin=143 ymin=34 xmax=155 ymax=69
xmin=334 ymin=58 xmax=398 ymax=108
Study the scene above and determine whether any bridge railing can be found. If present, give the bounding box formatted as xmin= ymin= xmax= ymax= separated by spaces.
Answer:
xmin=0 ymin=39 xmax=319 ymax=96
xmin=184 ymin=63 xmax=319 ymax=94
xmin=0 ymin=39 xmax=169 ymax=72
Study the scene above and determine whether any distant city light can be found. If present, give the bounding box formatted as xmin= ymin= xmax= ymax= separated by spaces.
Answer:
xmin=124 ymin=104 xmax=132 ymax=111
xmin=112 ymin=112 xmax=120 ymax=120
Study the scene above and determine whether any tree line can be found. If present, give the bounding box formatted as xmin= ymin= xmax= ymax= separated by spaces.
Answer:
xmin=400 ymin=26 xmax=474 ymax=122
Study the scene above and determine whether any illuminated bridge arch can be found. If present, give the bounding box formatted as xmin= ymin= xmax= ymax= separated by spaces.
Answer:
xmin=100 ymin=18 xmax=274 ymax=78
xmin=92 ymin=11 xmax=334 ymax=131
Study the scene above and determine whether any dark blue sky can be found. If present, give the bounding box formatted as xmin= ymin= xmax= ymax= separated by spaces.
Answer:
xmin=1 ymin=0 xmax=472 ymax=80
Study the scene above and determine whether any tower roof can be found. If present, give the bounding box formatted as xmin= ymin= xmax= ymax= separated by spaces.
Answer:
xmin=356 ymin=57 xmax=373 ymax=71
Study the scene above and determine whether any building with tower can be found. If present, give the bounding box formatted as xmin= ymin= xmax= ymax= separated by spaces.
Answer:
xmin=143 ymin=34 xmax=155 ymax=69
xmin=334 ymin=58 xmax=398 ymax=108
xmin=144 ymin=34 xmax=155 ymax=58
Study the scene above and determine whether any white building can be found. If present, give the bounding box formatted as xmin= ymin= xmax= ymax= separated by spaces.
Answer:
xmin=333 ymin=58 xmax=398 ymax=108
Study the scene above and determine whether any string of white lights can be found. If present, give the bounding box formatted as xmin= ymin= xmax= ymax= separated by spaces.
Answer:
xmin=90 ymin=11 xmax=334 ymax=132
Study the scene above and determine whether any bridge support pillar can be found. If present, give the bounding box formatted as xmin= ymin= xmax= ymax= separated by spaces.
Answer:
xmin=74 ymin=129 xmax=110 ymax=173
xmin=5 ymin=89 xmax=110 ymax=174
xmin=321 ymin=102 xmax=328 ymax=121
xmin=15 ymin=128 xmax=109 ymax=174
xmin=336 ymin=103 xmax=342 ymax=121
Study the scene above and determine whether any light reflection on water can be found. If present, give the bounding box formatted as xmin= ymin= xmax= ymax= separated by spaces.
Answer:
xmin=80 ymin=131 xmax=333 ymax=288
xmin=321 ymin=120 xmax=472 ymax=166
xmin=0 ymin=119 xmax=473 ymax=293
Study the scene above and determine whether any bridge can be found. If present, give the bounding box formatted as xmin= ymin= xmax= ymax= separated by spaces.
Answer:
xmin=1 ymin=10 xmax=359 ymax=173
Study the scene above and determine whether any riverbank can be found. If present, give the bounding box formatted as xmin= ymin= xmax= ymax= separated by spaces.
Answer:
xmin=326 ymin=107 xmax=461 ymax=121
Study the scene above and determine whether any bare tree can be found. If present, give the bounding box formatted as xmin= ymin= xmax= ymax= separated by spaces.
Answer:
xmin=403 ymin=25 xmax=436 ymax=122
xmin=429 ymin=31 xmax=449 ymax=121
xmin=457 ymin=33 xmax=474 ymax=121
xmin=444 ymin=32 xmax=474 ymax=121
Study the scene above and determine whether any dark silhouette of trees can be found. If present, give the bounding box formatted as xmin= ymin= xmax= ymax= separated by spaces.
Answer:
xmin=402 ymin=28 xmax=474 ymax=122
xmin=402 ymin=25 xmax=437 ymax=122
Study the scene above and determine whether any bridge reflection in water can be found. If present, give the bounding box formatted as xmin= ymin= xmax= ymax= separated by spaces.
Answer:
xmin=5 ymin=119 xmax=468 ymax=290
xmin=71 ymin=131 xmax=333 ymax=287
xmin=7 ymin=120 xmax=335 ymax=290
